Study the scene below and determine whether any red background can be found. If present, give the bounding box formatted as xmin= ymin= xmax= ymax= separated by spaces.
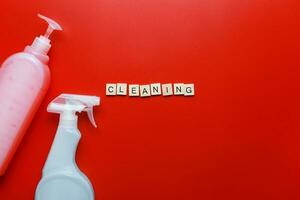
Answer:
xmin=1 ymin=0 xmax=300 ymax=199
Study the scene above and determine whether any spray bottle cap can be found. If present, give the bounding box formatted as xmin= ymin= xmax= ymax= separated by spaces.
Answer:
xmin=47 ymin=94 xmax=100 ymax=127
xmin=30 ymin=14 xmax=62 ymax=55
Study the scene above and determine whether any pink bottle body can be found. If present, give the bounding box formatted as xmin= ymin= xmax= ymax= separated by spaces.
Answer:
xmin=0 ymin=47 xmax=50 ymax=175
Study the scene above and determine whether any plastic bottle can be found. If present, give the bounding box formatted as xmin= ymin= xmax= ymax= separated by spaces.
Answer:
xmin=35 ymin=93 xmax=100 ymax=200
xmin=0 ymin=14 xmax=62 ymax=175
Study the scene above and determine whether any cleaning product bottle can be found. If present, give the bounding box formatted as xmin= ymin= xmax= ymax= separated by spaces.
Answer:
xmin=35 ymin=93 xmax=100 ymax=200
xmin=0 ymin=14 xmax=62 ymax=175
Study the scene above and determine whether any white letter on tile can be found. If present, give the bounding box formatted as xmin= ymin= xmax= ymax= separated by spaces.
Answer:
xmin=129 ymin=84 xmax=140 ymax=96
xmin=140 ymin=85 xmax=151 ymax=97
xmin=106 ymin=83 xmax=116 ymax=95
xmin=174 ymin=83 xmax=185 ymax=95
xmin=150 ymin=83 xmax=161 ymax=96
xmin=117 ymin=83 xmax=127 ymax=95
xmin=162 ymin=83 xmax=173 ymax=96
xmin=184 ymin=84 xmax=195 ymax=96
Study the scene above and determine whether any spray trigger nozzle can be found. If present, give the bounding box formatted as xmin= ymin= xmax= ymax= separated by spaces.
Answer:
xmin=47 ymin=94 xmax=100 ymax=128
xmin=38 ymin=14 xmax=62 ymax=39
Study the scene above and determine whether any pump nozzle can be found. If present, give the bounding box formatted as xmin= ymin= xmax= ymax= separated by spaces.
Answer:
xmin=28 ymin=14 xmax=62 ymax=55
xmin=47 ymin=94 xmax=100 ymax=127
xmin=38 ymin=14 xmax=63 ymax=39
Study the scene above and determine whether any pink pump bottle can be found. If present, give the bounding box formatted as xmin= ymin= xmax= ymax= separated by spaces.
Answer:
xmin=0 ymin=14 xmax=62 ymax=175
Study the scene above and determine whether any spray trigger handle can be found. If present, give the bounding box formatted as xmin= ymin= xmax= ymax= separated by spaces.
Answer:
xmin=86 ymin=107 xmax=97 ymax=128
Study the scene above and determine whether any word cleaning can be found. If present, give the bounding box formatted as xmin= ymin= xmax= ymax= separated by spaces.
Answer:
xmin=106 ymin=83 xmax=195 ymax=97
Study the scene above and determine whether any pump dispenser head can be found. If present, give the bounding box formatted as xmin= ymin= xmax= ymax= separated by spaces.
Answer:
xmin=30 ymin=14 xmax=62 ymax=55
xmin=47 ymin=94 xmax=100 ymax=127
xmin=38 ymin=14 xmax=63 ymax=39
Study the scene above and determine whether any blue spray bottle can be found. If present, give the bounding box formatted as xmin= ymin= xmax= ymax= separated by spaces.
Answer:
xmin=35 ymin=93 xmax=100 ymax=200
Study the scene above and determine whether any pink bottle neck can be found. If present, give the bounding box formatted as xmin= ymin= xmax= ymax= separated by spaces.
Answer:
xmin=24 ymin=46 xmax=49 ymax=64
